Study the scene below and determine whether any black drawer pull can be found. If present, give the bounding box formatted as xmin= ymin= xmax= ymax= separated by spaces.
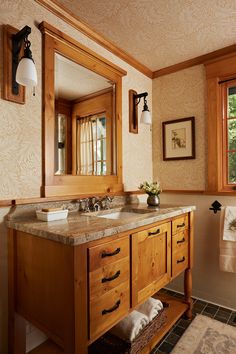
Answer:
xmin=102 ymin=300 xmax=121 ymax=315
xmin=177 ymin=237 xmax=185 ymax=244
xmin=101 ymin=247 xmax=120 ymax=258
xmin=177 ymin=256 xmax=185 ymax=264
xmin=102 ymin=270 xmax=121 ymax=283
xmin=177 ymin=222 xmax=185 ymax=228
xmin=148 ymin=228 xmax=160 ymax=236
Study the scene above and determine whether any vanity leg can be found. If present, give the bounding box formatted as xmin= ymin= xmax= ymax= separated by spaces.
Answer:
xmin=8 ymin=229 xmax=26 ymax=353
xmin=184 ymin=268 xmax=193 ymax=319
xmin=8 ymin=313 xmax=26 ymax=354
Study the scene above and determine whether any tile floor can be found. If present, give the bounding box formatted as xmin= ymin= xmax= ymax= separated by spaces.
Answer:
xmin=152 ymin=288 xmax=236 ymax=354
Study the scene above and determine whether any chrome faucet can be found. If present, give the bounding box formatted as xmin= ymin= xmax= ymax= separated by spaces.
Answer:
xmin=78 ymin=196 xmax=113 ymax=212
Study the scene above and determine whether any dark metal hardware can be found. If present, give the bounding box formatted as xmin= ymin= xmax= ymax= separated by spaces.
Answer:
xmin=12 ymin=26 xmax=32 ymax=95
xmin=101 ymin=247 xmax=121 ymax=258
xmin=177 ymin=222 xmax=185 ymax=228
xmin=209 ymin=200 xmax=222 ymax=214
xmin=102 ymin=270 xmax=121 ymax=283
xmin=102 ymin=299 xmax=121 ymax=315
xmin=177 ymin=256 xmax=185 ymax=264
xmin=148 ymin=228 xmax=160 ymax=236
xmin=177 ymin=237 xmax=185 ymax=244
xmin=58 ymin=142 xmax=64 ymax=149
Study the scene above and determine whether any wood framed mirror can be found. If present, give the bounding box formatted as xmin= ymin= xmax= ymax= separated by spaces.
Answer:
xmin=39 ymin=22 xmax=126 ymax=197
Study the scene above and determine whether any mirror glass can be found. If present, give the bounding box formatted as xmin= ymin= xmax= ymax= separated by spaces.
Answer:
xmin=54 ymin=53 xmax=116 ymax=176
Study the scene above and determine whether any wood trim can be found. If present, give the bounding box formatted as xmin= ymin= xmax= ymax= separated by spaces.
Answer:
xmin=2 ymin=25 xmax=25 ymax=104
xmin=38 ymin=21 xmax=127 ymax=78
xmin=0 ymin=199 xmax=13 ymax=207
xmin=205 ymin=53 xmax=236 ymax=192
xmin=35 ymin=1 xmax=152 ymax=78
xmin=72 ymin=87 xmax=113 ymax=104
xmin=154 ymin=44 xmax=236 ymax=78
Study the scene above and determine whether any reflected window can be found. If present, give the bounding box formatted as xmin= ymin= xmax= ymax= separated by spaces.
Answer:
xmin=76 ymin=114 xmax=107 ymax=175
xmin=55 ymin=113 xmax=67 ymax=175
xmin=226 ymin=85 xmax=236 ymax=184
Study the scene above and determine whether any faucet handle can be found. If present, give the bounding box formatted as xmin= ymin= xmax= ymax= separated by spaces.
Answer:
xmin=102 ymin=195 xmax=113 ymax=209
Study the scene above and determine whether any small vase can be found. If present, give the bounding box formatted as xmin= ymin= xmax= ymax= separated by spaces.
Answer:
xmin=147 ymin=195 xmax=160 ymax=207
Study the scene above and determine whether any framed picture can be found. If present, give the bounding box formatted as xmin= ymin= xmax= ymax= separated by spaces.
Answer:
xmin=162 ymin=117 xmax=195 ymax=160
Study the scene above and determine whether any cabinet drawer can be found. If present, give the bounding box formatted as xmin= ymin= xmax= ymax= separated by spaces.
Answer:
xmin=136 ymin=222 xmax=170 ymax=243
xmin=172 ymin=214 xmax=188 ymax=234
xmin=89 ymin=236 xmax=129 ymax=272
xmin=89 ymin=257 xmax=129 ymax=300
xmin=90 ymin=280 xmax=129 ymax=340
xmin=172 ymin=230 xmax=188 ymax=253
xmin=172 ymin=247 xmax=188 ymax=278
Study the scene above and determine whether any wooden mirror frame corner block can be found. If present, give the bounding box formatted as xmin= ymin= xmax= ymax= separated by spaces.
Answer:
xmin=39 ymin=22 xmax=127 ymax=197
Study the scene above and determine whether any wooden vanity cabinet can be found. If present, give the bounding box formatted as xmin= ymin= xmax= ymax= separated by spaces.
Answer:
xmin=8 ymin=211 xmax=194 ymax=354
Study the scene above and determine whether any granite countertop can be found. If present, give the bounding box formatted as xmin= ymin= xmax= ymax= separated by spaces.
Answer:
xmin=7 ymin=204 xmax=196 ymax=246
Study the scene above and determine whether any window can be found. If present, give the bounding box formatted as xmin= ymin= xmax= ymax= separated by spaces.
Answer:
xmin=222 ymin=82 xmax=236 ymax=186
xmin=76 ymin=114 xmax=108 ymax=176
xmin=205 ymin=54 xmax=236 ymax=193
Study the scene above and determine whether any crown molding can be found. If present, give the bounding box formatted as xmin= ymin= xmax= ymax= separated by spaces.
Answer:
xmin=153 ymin=43 xmax=236 ymax=78
xmin=35 ymin=0 xmax=153 ymax=78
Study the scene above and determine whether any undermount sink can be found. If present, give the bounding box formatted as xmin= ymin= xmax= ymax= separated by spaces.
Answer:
xmin=84 ymin=207 xmax=157 ymax=220
xmin=96 ymin=211 xmax=142 ymax=220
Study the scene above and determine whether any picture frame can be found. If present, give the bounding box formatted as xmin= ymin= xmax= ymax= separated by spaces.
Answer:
xmin=162 ymin=117 xmax=195 ymax=160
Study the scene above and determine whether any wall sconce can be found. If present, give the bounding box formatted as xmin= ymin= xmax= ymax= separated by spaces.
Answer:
xmin=129 ymin=90 xmax=152 ymax=133
xmin=3 ymin=25 xmax=37 ymax=104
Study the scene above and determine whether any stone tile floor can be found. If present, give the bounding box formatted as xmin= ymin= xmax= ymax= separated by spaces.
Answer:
xmin=152 ymin=288 xmax=236 ymax=354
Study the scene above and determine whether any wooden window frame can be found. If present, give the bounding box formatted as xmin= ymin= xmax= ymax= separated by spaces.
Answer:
xmin=205 ymin=53 xmax=236 ymax=193
xmin=39 ymin=22 xmax=126 ymax=197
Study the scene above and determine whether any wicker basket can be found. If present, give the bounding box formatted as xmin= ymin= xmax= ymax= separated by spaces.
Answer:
xmin=89 ymin=302 xmax=169 ymax=354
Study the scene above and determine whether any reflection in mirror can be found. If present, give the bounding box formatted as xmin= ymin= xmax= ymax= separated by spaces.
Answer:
xmin=54 ymin=53 xmax=116 ymax=176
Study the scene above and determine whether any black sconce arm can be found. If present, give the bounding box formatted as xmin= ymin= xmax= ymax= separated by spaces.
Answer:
xmin=12 ymin=26 xmax=31 ymax=95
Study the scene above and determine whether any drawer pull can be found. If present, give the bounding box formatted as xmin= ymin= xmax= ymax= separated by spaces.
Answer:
xmin=177 ymin=256 xmax=185 ymax=264
xmin=177 ymin=237 xmax=185 ymax=244
xmin=177 ymin=222 xmax=185 ymax=228
xmin=148 ymin=228 xmax=160 ymax=236
xmin=101 ymin=247 xmax=121 ymax=258
xmin=102 ymin=270 xmax=121 ymax=283
xmin=102 ymin=299 xmax=121 ymax=315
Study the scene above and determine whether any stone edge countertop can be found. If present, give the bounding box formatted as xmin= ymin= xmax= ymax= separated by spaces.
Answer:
xmin=7 ymin=204 xmax=196 ymax=246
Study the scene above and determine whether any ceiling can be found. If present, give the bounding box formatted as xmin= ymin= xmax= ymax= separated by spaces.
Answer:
xmin=55 ymin=0 xmax=236 ymax=71
xmin=55 ymin=53 xmax=112 ymax=100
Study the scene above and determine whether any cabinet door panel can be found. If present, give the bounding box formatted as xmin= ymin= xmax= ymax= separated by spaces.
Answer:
xmin=132 ymin=222 xmax=171 ymax=305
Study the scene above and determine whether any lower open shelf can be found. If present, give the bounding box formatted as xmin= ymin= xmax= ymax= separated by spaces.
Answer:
xmin=29 ymin=293 xmax=189 ymax=354
xmin=140 ymin=293 xmax=188 ymax=354
xmin=28 ymin=340 xmax=64 ymax=354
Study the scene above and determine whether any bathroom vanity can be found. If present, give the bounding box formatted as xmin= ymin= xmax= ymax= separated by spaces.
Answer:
xmin=8 ymin=204 xmax=195 ymax=354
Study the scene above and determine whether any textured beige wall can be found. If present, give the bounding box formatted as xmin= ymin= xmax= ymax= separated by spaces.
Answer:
xmin=152 ymin=65 xmax=206 ymax=191
xmin=152 ymin=66 xmax=236 ymax=310
xmin=0 ymin=1 xmax=152 ymax=352
xmin=161 ymin=193 xmax=236 ymax=310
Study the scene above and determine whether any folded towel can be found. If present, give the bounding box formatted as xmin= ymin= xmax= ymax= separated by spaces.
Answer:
xmin=220 ymin=207 xmax=236 ymax=273
xmin=137 ymin=297 xmax=163 ymax=321
xmin=110 ymin=310 xmax=149 ymax=342
xmin=222 ymin=207 xmax=236 ymax=241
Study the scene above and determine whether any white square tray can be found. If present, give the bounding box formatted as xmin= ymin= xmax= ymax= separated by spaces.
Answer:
xmin=36 ymin=209 xmax=68 ymax=222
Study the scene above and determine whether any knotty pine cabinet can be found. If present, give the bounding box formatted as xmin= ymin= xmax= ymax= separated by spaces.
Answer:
xmin=8 ymin=211 xmax=194 ymax=354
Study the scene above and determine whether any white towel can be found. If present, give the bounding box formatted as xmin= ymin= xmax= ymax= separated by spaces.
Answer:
xmin=222 ymin=207 xmax=236 ymax=241
xmin=220 ymin=207 xmax=236 ymax=273
xmin=137 ymin=297 xmax=163 ymax=321
xmin=110 ymin=310 xmax=149 ymax=342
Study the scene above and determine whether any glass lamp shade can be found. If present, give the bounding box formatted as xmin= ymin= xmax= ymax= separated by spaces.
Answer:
xmin=16 ymin=57 xmax=37 ymax=87
xmin=140 ymin=109 xmax=152 ymax=125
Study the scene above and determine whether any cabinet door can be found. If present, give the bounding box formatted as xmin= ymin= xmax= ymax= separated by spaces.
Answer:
xmin=131 ymin=222 xmax=171 ymax=306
